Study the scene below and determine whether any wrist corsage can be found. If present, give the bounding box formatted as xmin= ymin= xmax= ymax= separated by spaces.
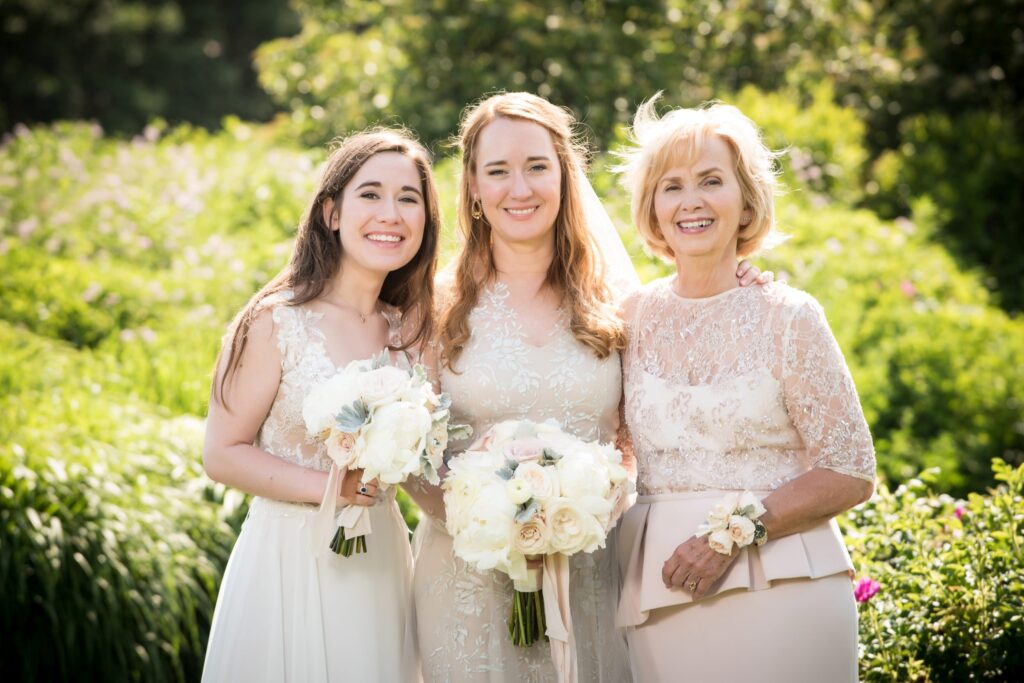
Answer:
xmin=695 ymin=491 xmax=768 ymax=555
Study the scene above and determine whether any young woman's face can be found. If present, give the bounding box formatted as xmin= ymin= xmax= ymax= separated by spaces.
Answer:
xmin=328 ymin=152 xmax=426 ymax=277
xmin=653 ymin=135 xmax=751 ymax=263
xmin=470 ymin=117 xmax=562 ymax=251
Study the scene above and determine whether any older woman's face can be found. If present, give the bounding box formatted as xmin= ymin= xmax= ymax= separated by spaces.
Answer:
xmin=653 ymin=135 xmax=750 ymax=262
xmin=469 ymin=117 xmax=562 ymax=251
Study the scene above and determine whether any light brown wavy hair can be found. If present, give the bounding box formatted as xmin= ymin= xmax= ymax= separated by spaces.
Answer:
xmin=617 ymin=94 xmax=783 ymax=261
xmin=438 ymin=92 xmax=624 ymax=370
xmin=214 ymin=128 xmax=440 ymax=408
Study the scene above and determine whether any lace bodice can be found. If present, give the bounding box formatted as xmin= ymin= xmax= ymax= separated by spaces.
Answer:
xmin=255 ymin=292 xmax=402 ymax=473
xmin=413 ymin=281 xmax=630 ymax=683
xmin=440 ymin=282 xmax=621 ymax=455
xmin=623 ymin=278 xmax=875 ymax=495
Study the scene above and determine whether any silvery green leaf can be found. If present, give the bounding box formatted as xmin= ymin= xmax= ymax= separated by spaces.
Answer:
xmin=336 ymin=400 xmax=369 ymax=432
xmin=737 ymin=504 xmax=755 ymax=518
xmin=412 ymin=364 xmax=427 ymax=384
xmin=448 ymin=423 xmax=473 ymax=441
xmin=515 ymin=499 xmax=539 ymax=523
xmin=540 ymin=448 xmax=563 ymax=465
xmin=496 ymin=458 xmax=519 ymax=480
xmin=435 ymin=393 xmax=452 ymax=412
xmin=370 ymin=350 xmax=390 ymax=369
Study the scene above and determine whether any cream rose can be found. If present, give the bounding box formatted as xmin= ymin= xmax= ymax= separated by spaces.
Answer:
xmin=707 ymin=528 xmax=735 ymax=555
xmin=549 ymin=501 xmax=603 ymax=554
xmin=357 ymin=365 xmax=411 ymax=407
xmin=512 ymin=516 xmax=551 ymax=555
xmin=325 ymin=431 xmax=357 ymax=468
xmin=728 ymin=515 xmax=756 ymax=546
xmin=514 ymin=462 xmax=557 ymax=499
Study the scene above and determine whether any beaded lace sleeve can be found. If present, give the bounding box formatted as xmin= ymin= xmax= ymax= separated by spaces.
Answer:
xmin=781 ymin=297 xmax=876 ymax=482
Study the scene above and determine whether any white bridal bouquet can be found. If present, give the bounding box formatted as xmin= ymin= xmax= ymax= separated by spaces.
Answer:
xmin=303 ymin=352 xmax=470 ymax=556
xmin=443 ymin=419 xmax=633 ymax=646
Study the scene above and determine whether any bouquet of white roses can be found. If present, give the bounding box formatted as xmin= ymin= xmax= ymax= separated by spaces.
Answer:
xmin=443 ymin=419 xmax=632 ymax=647
xmin=303 ymin=352 xmax=470 ymax=556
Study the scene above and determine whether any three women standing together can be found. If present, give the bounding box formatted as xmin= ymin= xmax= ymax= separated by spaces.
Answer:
xmin=201 ymin=91 xmax=875 ymax=682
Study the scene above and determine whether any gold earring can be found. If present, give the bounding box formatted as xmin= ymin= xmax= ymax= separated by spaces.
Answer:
xmin=471 ymin=197 xmax=483 ymax=221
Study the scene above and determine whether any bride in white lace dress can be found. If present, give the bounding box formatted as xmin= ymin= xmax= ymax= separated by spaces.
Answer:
xmin=615 ymin=99 xmax=876 ymax=681
xmin=403 ymin=93 xmax=764 ymax=683
xmin=200 ymin=130 xmax=441 ymax=682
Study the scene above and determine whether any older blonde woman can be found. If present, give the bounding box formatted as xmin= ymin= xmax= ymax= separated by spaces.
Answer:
xmin=615 ymin=98 xmax=876 ymax=682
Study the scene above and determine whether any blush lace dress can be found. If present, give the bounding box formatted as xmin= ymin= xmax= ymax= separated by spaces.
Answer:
xmin=410 ymin=282 xmax=632 ymax=683
xmin=618 ymin=279 xmax=875 ymax=682
xmin=201 ymin=293 xmax=418 ymax=683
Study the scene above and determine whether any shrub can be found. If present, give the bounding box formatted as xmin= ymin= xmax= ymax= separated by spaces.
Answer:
xmin=844 ymin=459 xmax=1024 ymax=681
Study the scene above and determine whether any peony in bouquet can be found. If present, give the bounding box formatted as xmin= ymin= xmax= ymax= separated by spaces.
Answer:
xmin=443 ymin=419 xmax=633 ymax=647
xmin=303 ymin=352 xmax=470 ymax=556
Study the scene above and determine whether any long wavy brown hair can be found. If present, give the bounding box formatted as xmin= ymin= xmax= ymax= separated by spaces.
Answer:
xmin=438 ymin=92 xmax=624 ymax=370
xmin=214 ymin=128 xmax=440 ymax=408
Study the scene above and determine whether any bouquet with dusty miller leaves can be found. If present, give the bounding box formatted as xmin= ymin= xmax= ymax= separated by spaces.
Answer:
xmin=444 ymin=419 xmax=632 ymax=646
xmin=303 ymin=352 xmax=470 ymax=555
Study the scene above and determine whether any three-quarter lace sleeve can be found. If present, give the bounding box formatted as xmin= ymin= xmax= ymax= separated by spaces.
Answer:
xmin=781 ymin=296 xmax=876 ymax=482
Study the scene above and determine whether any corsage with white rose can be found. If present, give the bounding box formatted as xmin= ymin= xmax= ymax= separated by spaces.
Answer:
xmin=695 ymin=491 xmax=768 ymax=555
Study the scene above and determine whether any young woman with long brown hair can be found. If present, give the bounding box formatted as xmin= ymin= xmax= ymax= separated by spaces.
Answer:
xmin=201 ymin=129 xmax=439 ymax=683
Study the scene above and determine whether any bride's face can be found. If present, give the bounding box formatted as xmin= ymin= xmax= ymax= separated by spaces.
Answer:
xmin=469 ymin=117 xmax=562 ymax=251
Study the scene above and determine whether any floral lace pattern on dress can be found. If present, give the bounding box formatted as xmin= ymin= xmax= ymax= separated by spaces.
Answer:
xmin=623 ymin=278 xmax=875 ymax=495
xmin=414 ymin=281 xmax=631 ymax=683
xmin=254 ymin=291 xmax=404 ymax=474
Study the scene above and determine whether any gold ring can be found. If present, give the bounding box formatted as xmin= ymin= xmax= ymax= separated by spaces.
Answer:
xmin=688 ymin=580 xmax=697 ymax=591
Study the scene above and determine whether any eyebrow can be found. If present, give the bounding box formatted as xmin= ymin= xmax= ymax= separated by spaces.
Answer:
xmin=660 ymin=167 xmax=725 ymax=183
xmin=355 ymin=180 xmax=423 ymax=196
xmin=483 ymin=155 xmax=552 ymax=168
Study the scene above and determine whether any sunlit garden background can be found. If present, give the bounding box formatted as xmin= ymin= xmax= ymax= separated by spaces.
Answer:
xmin=2 ymin=1 xmax=1022 ymax=680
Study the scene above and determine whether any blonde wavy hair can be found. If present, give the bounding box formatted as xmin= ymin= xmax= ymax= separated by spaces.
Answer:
xmin=617 ymin=94 xmax=782 ymax=261
xmin=438 ymin=92 xmax=624 ymax=370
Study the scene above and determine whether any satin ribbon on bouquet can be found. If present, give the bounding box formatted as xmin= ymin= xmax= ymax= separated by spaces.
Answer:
xmin=542 ymin=554 xmax=577 ymax=683
xmin=312 ymin=463 xmax=373 ymax=558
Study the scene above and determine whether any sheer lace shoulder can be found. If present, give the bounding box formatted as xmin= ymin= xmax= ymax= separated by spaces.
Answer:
xmin=780 ymin=291 xmax=876 ymax=481
xmin=254 ymin=291 xmax=336 ymax=472
xmin=623 ymin=278 xmax=875 ymax=494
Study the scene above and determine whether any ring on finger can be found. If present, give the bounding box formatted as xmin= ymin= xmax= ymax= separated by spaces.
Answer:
xmin=358 ymin=485 xmax=369 ymax=495
xmin=687 ymin=578 xmax=699 ymax=592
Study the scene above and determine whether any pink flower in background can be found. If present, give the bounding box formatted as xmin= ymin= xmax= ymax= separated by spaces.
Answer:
xmin=854 ymin=577 xmax=881 ymax=603
xmin=955 ymin=505 xmax=965 ymax=520
xmin=899 ymin=280 xmax=917 ymax=298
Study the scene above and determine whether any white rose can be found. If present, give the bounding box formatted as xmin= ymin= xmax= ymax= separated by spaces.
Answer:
xmin=357 ymin=365 xmax=411 ymax=407
xmin=512 ymin=516 xmax=551 ymax=555
xmin=548 ymin=500 xmax=604 ymax=555
xmin=556 ymin=455 xmax=610 ymax=500
xmin=738 ymin=491 xmax=767 ymax=518
xmin=728 ymin=515 xmax=756 ymax=546
xmin=514 ymin=462 xmax=558 ymax=499
xmin=506 ymin=478 xmax=532 ymax=505
xmin=707 ymin=528 xmax=735 ymax=555
xmin=452 ymin=481 xmax=517 ymax=572
xmin=357 ymin=402 xmax=432 ymax=484
xmin=302 ymin=373 xmax=360 ymax=436
xmin=707 ymin=492 xmax=740 ymax=527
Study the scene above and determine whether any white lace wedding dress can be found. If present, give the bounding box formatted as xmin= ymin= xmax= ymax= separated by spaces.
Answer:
xmin=202 ymin=293 xmax=418 ymax=683
xmin=618 ymin=278 xmax=876 ymax=682
xmin=411 ymin=282 xmax=632 ymax=683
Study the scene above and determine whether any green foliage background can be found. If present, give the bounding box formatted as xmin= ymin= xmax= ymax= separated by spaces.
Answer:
xmin=2 ymin=1 xmax=1023 ymax=680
